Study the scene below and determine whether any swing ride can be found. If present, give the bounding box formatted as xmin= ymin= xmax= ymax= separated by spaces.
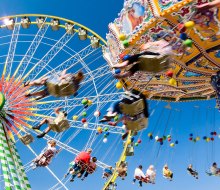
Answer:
xmin=0 ymin=0 xmax=220 ymax=189
xmin=104 ymin=0 xmax=220 ymax=104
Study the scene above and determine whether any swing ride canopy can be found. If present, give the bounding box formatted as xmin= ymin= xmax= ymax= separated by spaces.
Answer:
xmin=104 ymin=0 xmax=220 ymax=102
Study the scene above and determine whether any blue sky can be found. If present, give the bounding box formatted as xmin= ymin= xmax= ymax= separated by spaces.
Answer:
xmin=0 ymin=0 xmax=220 ymax=190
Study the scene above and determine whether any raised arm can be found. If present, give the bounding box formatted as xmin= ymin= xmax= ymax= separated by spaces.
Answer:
xmin=54 ymin=107 xmax=62 ymax=114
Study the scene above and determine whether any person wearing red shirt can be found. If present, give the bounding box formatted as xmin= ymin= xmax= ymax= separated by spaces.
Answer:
xmin=79 ymin=157 xmax=97 ymax=181
xmin=64 ymin=148 xmax=92 ymax=182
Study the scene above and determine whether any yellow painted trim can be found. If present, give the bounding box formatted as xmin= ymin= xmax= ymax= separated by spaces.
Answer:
xmin=102 ymin=131 xmax=131 ymax=190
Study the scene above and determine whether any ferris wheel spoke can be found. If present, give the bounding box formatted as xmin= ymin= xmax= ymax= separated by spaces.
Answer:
xmin=82 ymin=65 xmax=112 ymax=85
xmin=14 ymin=18 xmax=50 ymax=79
xmin=23 ymin=31 xmax=75 ymax=81
xmin=40 ymin=44 xmax=98 ymax=79
xmin=35 ymin=92 xmax=123 ymax=111
xmin=2 ymin=18 xmax=20 ymax=79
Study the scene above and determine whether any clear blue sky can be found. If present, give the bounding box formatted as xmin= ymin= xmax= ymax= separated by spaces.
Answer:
xmin=1 ymin=0 xmax=220 ymax=190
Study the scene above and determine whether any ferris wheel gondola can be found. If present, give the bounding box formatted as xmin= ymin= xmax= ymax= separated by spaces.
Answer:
xmin=0 ymin=14 xmax=130 ymax=190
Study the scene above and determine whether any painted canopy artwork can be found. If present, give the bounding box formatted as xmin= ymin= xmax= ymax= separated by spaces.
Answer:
xmin=104 ymin=0 xmax=220 ymax=102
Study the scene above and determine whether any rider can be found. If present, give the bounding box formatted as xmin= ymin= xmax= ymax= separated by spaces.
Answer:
xmin=210 ymin=162 xmax=220 ymax=175
xmin=80 ymin=157 xmax=97 ymax=181
xmin=33 ymin=140 xmax=59 ymax=168
xmin=116 ymin=162 xmax=127 ymax=180
xmin=163 ymin=164 xmax=173 ymax=181
xmin=64 ymin=148 xmax=92 ymax=182
xmin=25 ymin=70 xmax=84 ymax=100
xmin=102 ymin=166 xmax=113 ymax=180
xmin=100 ymin=89 xmax=149 ymax=125
xmin=133 ymin=165 xmax=147 ymax=187
xmin=32 ymin=107 xmax=67 ymax=138
xmin=113 ymin=39 xmax=172 ymax=79
xmin=146 ymin=165 xmax=156 ymax=184
xmin=187 ymin=164 xmax=198 ymax=179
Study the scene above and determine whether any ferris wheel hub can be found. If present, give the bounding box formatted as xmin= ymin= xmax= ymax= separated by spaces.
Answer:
xmin=0 ymin=92 xmax=5 ymax=111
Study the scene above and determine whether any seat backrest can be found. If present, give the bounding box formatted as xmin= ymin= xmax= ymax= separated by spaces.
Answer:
xmin=58 ymin=82 xmax=76 ymax=96
xmin=126 ymin=117 xmax=148 ymax=131
xmin=138 ymin=54 xmax=170 ymax=73
xmin=125 ymin=146 xmax=134 ymax=156
xmin=120 ymin=99 xmax=145 ymax=116
xmin=50 ymin=120 xmax=70 ymax=132
xmin=46 ymin=82 xmax=60 ymax=97
xmin=20 ymin=134 xmax=34 ymax=145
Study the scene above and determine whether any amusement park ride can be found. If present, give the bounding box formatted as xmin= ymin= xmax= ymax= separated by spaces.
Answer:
xmin=0 ymin=0 xmax=220 ymax=189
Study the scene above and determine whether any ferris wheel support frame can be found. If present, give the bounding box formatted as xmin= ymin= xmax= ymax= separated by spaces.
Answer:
xmin=0 ymin=14 xmax=127 ymax=189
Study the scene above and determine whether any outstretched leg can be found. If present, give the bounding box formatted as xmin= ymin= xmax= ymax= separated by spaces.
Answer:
xmin=37 ymin=126 xmax=52 ymax=138
xmin=113 ymin=71 xmax=133 ymax=79
xmin=33 ymin=118 xmax=48 ymax=130
xmin=26 ymin=89 xmax=49 ymax=100
xmin=24 ymin=77 xmax=48 ymax=87
xmin=113 ymin=60 xmax=130 ymax=69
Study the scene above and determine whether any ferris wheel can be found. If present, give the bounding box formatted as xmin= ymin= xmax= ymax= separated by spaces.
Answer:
xmin=0 ymin=14 xmax=130 ymax=190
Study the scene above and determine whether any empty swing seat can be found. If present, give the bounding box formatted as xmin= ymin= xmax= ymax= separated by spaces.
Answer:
xmin=126 ymin=117 xmax=148 ymax=131
xmin=120 ymin=99 xmax=145 ymax=117
xmin=137 ymin=54 xmax=170 ymax=73
xmin=49 ymin=120 xmax=70 ymax=133
xmin=20 ymin=134 xmax=34 ymax=145
xmin=125 ymin=146 xmax=134 ymax=156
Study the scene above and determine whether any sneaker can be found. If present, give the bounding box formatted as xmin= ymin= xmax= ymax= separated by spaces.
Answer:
xmin=25 ymin=93 xmax=31 ymax=97
xmin=81 ymin=177 xmax=85 ymax=181
xmin=37 ymin=132 xmax=46 ymax=138
xmin=108 ymin=121 xmax=116 ymax=126
xmin=99 ymin=117 xmax=110 ymax=123
xmin=23 ymin=81 xmax=30 ymax=87
xmin=106 ymin=112 xmax=117 ymax=118
xmin=70 ymin=179 xmax=74 ymax=182
xmin=32 ymin=125 xmax=41 ymax=130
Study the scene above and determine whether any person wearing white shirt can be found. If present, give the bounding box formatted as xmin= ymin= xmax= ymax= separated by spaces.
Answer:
xmin=146 ymin=165 xmax=156 ymax=184
xmin=133 ymin=165 xmax=146 ymax=187
xmin=210 ymin=162 xmax=220 ymax=175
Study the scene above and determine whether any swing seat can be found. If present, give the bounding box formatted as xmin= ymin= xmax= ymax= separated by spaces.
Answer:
xmin=49 ymin=120 xmax=70 ymax=133
xmin=163 ymin=175 xmax=172 ymax=180
xmin=20 ymin=134 xmax=34 ymax=145
xmin=206 ymin=171 xmax=220 ymax=177
xmin=35 ymin=150 xmax=54 ymax=167
xmin=58 ymin=82 xmax=76 ymax=96
xmin=137 ymin=54 xmax=170 ymax=73
xmin=86 ymin=167 xmax=96 ymax=174
xmin=126 ymin=117 xmax=148 ymax=131
xmin=135 ymin=176 xmax=150 ymax=183
xmin=125 ymin=146 xmax=134 ymax=156
xmin=46 ymin=81 xmax=76 ymax=97
xmin=120 ymin=99 xmax=145 ymax=116
xmin=46 ymin=82 xmax=60 ymax=96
